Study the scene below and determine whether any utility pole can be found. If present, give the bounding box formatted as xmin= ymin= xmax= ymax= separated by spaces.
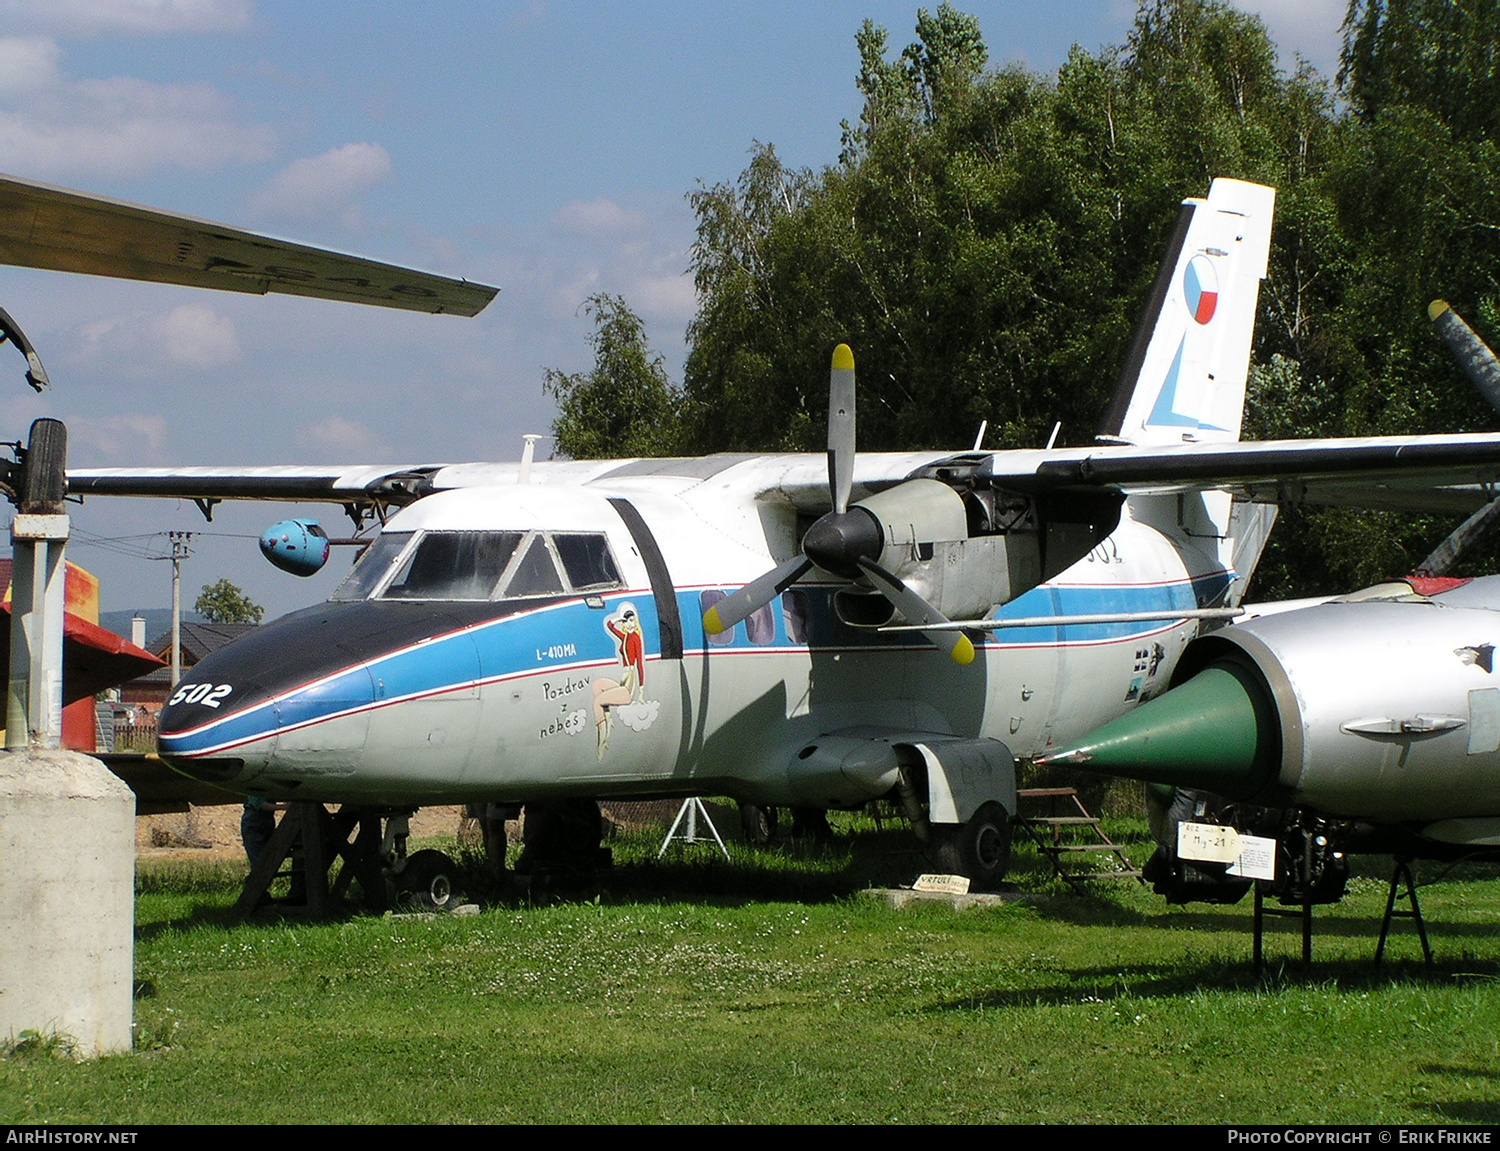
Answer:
xmin=168 ymin=531 xmax=192 ymax=686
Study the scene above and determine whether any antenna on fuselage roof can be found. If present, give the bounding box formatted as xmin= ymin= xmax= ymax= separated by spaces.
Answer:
xmin=517 ymin=433 xmax=549 ymax=485
xmin=971 ymin=420 xmax=987 ymax=451
xmin=1045 ymin=421 xmax=1062 ymax=450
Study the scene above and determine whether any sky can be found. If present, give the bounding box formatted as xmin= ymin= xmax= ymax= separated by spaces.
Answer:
xmin=0 ymin=0 xmax=1349 ymax=623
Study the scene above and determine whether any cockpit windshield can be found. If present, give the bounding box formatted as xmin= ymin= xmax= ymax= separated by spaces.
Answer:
xmin=382 ymin=531 xmax=523 ymax=600
xmin=330 ymin=532 xmax=413 ymax=601
xmin=329 ymin=529 xmax=623 ymax=603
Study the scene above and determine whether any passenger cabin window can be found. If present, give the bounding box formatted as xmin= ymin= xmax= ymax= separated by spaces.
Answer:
xmin=700 ymin=590 xmax=737 ymax=646
xmin=332 ymin=529 xmax=624 ymax=602
xmin=782 ymin=590 xmax=810 ymax=644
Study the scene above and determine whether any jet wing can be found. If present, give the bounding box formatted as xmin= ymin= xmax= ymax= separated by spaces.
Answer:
xmin=1016 ymin=434 xmax=1500 ymax=514
xmin=0 ymin=173 xmax=498 ymax=316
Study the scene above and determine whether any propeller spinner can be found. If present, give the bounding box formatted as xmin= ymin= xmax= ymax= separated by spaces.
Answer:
xmin=702 ymin=345 xmax=976 ymax=665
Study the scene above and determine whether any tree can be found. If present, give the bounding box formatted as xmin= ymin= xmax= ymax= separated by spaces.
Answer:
xmin=196 ymin=579 xmax=264 ymax=624
xmin=542 ymin=2 xmax=1500 ymax=597
xmin=544 ymin=294 xmax=683 ymax=459
xmin=682 ymin=0 xmax=1324 ymax=458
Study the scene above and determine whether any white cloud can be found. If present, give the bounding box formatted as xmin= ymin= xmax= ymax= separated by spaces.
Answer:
xmin=0 ymin=39 xmax=276 ymax=178
xmin=0 ymin=0 xmax=252 ymax=36
xmin=552 ymin=198 xmax=646 ymax=237
xmin=154 ymin=304 xmax=240 ymax=367
xmin=76 ymin=303 xmax=241 ymax=369
xmin=295 ymin=415 xmax=388 ymax=460
xmin=68 ymin=412 xmax=168 ymax=462
xmin=249 ymin=142 xmax=393 ymax=227
xmin=0 ymin=37 xmax=60 ymax=94
xmin=628 ymin=272 xmax=696 ymax=324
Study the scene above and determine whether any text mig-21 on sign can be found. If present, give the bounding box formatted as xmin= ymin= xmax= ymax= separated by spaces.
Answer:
xmin=23 ymin=172 xmax=1500 ymax=892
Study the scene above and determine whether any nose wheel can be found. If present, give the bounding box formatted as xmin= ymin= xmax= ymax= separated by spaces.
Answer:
xmin=395 ymin=848 xmax=461 ymax=911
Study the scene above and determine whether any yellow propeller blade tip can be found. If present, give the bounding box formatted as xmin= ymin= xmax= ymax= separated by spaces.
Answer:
xmin=703 ymin=606 xmax=725 ymax=635
xmin=831 ymin=343 xmax=854 ymax=371
xmin=951 ymin=635 xmax=976 ymax=665
xmin=1429 ymin=299 xmax=1451 ymax=321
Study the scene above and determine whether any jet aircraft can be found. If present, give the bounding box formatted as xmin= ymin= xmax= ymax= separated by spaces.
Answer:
xmin=11 ymin=173 xmax=1500 ymax=895
xmin=1036 ymin=302 xmax=1500 ymax=909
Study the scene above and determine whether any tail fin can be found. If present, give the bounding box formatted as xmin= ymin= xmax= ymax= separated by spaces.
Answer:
xmin=1097 ymin=179 xmax=1275 ymax=447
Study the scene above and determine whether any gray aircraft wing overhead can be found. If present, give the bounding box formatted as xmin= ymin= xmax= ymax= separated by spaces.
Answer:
xmin=1001 ymin=433 xmax=1500 ymax=515
xmin=70 ymin=432 xmax=1500 ymax=517
xmin=66 ymin=464 xmax=443 ymax=507
xmin=0 ymin=173 xmax=498 ymax=316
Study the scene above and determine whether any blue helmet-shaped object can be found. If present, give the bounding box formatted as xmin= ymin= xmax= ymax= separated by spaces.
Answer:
xmin=259 ymin=518 xmax=330 ymax=576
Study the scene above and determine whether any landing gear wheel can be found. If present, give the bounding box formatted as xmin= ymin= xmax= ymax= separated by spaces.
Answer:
xmin=790 ymin=807 xmax=832 ymax=844
xmin=398 ymin=849 xmax=460 ymax=911
xmin=739 ymin=802 xmax=779 ymax=846
xmin=929 ymin=802 xmax=1012 ymax=891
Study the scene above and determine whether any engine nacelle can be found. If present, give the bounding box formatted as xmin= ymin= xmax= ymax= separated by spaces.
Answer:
xmin=259 ymin=518 xmax=330 ymax=576
xmin=1042 ymin=576 xmax=1500 ymax=825
xmin=832 ymin=478 xmax=1123 ymax=625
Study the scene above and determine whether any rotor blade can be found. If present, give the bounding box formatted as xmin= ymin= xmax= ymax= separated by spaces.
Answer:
xmin=828 ymin=343 xmax=856 ymax=515
xmin=856 ymin=558 xmax=975 ymax=665
xmin=703 ymin=556 xmax=813 ymax=635
xmin=1431 ymin=300 xmax=1500 ymax=415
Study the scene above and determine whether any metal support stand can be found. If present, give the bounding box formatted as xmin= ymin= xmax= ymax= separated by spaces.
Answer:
xmin=1375 ymin=858 xmax=1434 ymax=968
xmin=658 ymin=797 xmax=730 ymax=860
xmin=1252 ymin=886 xmax=1314 ymax=974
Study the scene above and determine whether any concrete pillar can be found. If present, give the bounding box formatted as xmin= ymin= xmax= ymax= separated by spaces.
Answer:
xmin=0 ymin=749 xmax=134 ymax=1056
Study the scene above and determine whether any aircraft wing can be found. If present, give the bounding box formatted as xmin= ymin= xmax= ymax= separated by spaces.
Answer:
xmin=67 ymin=464 xmax=442 ymax=505
xmin=0 ymin=173 xmax=498 ymax=316
xmin=1016 ymin=433 xmax=1500 ymax=514
xmin=69 ymin=433 xmax=1500 ymax=516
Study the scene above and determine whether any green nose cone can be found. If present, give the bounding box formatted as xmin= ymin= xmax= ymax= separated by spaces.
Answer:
xmin=1036 ymin=661 xmax=1279 ymax=798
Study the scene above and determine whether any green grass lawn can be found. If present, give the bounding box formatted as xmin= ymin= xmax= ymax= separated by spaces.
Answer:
xmin=4 ymin=814 xmax=1499 ymax=1124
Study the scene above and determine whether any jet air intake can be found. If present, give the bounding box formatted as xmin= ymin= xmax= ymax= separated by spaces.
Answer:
xmin=1039 ymin=577 xmax=1500 ymax=823
xmin=1035 ymin=656 xmax=1281 ymax=799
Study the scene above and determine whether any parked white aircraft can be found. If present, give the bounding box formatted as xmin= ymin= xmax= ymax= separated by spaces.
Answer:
xmin=13 ymin=173 xmax=1500 ymax=891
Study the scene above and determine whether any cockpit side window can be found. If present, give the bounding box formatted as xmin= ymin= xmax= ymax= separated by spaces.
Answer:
xmin=330 ymin=532 xmax=415 ymax=601
xmin=499 ymin=534 xmax=566 ymax=597
xmin=381 ymin=531 xmax=523 ymax=600
xmin=553 ymin=533 xmax=622 ymax=591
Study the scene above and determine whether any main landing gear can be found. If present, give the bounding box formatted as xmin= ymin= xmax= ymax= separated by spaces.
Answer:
xmin=929 ymin=801 xmax=1013 ymax=891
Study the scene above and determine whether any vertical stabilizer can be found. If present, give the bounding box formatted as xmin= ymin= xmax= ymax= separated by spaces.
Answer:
xmin=1098 ymin=179 xmax=1275 ymax=446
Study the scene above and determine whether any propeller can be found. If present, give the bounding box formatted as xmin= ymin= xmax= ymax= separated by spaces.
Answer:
xmin=1431 ymin=299 xmax=1500 ymax=414
xmin=702 ymin=344 xmax=976 ymax=665
xmin=1419 ymin=300 xmax=1500 ymax=577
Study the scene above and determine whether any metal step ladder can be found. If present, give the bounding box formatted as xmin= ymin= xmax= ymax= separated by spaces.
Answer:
xmin=1016 ymin=787 xmax=1143 ymax=892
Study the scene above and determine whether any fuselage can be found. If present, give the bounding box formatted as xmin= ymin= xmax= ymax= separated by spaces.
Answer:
xmin=157 ymin=453 xmax=1241 ymax=807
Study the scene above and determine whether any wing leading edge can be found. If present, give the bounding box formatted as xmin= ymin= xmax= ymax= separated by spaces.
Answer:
xmin=0 ymin=173 xmax=498 ymax=316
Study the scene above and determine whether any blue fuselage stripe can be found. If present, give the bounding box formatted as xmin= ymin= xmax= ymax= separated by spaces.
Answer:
xmin=160 ymin=572 xmax=1231 ymax=756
